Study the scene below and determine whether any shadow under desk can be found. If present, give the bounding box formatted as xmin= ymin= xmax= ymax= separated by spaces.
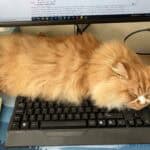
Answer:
xmin=139 ymin=54 xmax=150 ymax=65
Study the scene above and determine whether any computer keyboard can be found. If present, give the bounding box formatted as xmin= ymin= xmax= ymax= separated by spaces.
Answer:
xmin=9 ymin=96 xmax=150 ymax=130
xmin=6 ymin=96 xmax=150 ymax=147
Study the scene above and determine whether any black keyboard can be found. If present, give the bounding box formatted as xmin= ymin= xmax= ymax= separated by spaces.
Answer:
xmin=9 ymin=96 xmax=150 ymax=130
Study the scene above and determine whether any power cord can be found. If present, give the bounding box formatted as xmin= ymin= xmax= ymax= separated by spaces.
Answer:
xmin=124 ymin=28 xmax=150 ymax=43
xmin=74 ymin=24 xmax=90 ymax=34
xmin=124 ymin=28 xmax=150 ymax=55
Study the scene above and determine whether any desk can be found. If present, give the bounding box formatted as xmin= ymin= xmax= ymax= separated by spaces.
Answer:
xmin=0 ymin=95 xmax=150 ymax=150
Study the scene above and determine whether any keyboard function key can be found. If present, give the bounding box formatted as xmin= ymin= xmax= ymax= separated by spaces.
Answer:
xmin=52 ymin=114 xmax=58 ymax=120
xmin=59 ymin=114 xmax=65 ymax=120
xmin=44 ymin=114 xmax=50 ymax=121
xmin=128 ymin=120 xmax=135 ymax=127
xmin=74 ymin=114 xmax=80 ymax=120
xmin=82 ymin=113 xmax=88 ymax=120
xmin=15 ymin=109 xmax=24 ymax=115
xmin=67 ymin=114 xmax=73 ymax=120
xmin=37 ymin=114 xmax=43 ymax=121
xmin=21 ymin=121 xmax=29 ymax=129
xmin=11 ymin=122 xmax=19 ymax=130
xmin=135 ymin=119 xmax=143 ymax=127
xmin=98 ymin=120 xmax=106 ymax=127
xmin=14 ymin=115 xmax=21 ymax=122
xmin=89 ymin=113 xmax=96 ymax=119
xmin=107 ymin=119 xmax=116 ymax=127
xmin=117 ymin=119 xmax=126 ymax=127
xmin=88 ymin=120 xmax=96 ymax=127
xmin=30 ymin=122 xmax=39 ymax=129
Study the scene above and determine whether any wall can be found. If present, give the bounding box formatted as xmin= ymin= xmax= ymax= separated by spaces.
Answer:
xmin=21 ymin=22 xmax=150 ymax=53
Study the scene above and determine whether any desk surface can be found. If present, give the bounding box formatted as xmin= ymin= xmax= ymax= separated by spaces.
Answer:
xmin=0 ymin=95 xmax=150 ymax=150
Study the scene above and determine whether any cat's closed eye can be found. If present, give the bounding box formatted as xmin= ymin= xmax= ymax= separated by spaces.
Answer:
xmin=128 ymin=91 xmax=138 ymax=100
xmin=145 ymin=94 xmax=150 ymax=99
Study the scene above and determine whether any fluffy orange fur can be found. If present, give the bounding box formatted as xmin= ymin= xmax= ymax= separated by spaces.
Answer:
xmin=0 ymin=33 xmax=149 ymax=110
xmin=88 ymin=41 xmax=150 ymax=110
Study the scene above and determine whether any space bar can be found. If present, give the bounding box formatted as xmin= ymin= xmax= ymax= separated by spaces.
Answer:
xmin=41 ymin=121 xmax=86 ymax=129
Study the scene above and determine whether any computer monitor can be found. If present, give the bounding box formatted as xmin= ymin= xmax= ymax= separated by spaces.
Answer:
xmin=0 ymin=0 xmax=150 ymax=26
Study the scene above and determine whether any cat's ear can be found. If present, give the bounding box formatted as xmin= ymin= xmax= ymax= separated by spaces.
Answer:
xmin=112 ymin=62 xmax=129 ymax=79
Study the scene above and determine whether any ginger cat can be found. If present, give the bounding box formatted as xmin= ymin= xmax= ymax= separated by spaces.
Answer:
xmin=0 ymin=33 xmax=150 ymax=110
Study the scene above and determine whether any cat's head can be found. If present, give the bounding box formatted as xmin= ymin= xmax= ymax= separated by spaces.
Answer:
xmin=90 ymin=41 xmax=150 ymax=110
xmin=112 ymin=61 xmax=150 ymax=110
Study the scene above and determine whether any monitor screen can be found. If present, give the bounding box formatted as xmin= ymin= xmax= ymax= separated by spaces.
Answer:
xmin=0 ymin=0 xmax=150 ymax=26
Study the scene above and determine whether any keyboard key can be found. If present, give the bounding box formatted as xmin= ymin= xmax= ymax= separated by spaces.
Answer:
xmin=56 ymin=107 xmax=62 ymax=114
xmin=100 ymin=108 xmax=107 ymax=113
xmin=134 ymin=112 xmax=142 ymax=118
xmin=78 ymin=107 xmax=84 ymax=113
xmin=141 ymin=110 xmax=150 ymax=126
xmin=124 ymin=110 xmax=134 ymax=120
xmin=41 ymin=121 xmax=86 ymax=129
xmin=128 ymin=120 xmax=135 ymax=127
xmin=67 ymin=114 xmax=73 ymax=120
xmin=34 ymin=102 xmax=40 ymax=109
xmin=52 ymin=114 xmax=58 ymax=120
xmin=41 ymin=102 xmax=47 ymax=108
xmin=71 ymin=107 xmax=77 ymax=113
xmin=16 ymin=96 xmax=24 ymax=103
xmin=29 ymin=115 xmax=36 ymax=121
xmin=92 ymin=107 xmax=98 ymax=113
xmin=88 ymin=120 xmax=96 ymax=127
xmin=117 ymin=119 xmax=126 ymax=127
xmin=48 ymin=102 xmax=53 ymax=107
xmin=108 ymin=119 xmax=116 ymax=127
xmin=89 ymin=113 xmax=96 ymax=119
xmin=64 ymin=107 xmax=70 ymax=113
xmin=34 ymin=108 xmax=41 ymax=115
xmin=44 ymin=114 xmax=50 ymax=121
xmin=49 ymin=108 xmax=55 ymax=114
xmin=30 ymin=122 xmax=39 ymax=129
xmin=22 ymin=114 xmax=28 ymax=121
xmin=37 ymin=114 xmax=43 ymax=121
xmin=15 ymin=109 xmax=24 ymax=115
xmin=21 ymin=121 xmax=29 ymax=129
xmin=26 ymin=102 xmax=33 ymax=108
xmin=59 ymin=114 xmax=65 ymax=120
xmin=14 ymin=115 xmax=21 ymax=122
xmin=82 ymin=101 xmax=89 ymax=107
xmin=11 ymin=122 xmax=19 ymax=130
xmin=135 ymin=119 xmax=143 ymax=127
xmin=74 ymin=114 xmax=80 ymax=120
xmin=17 ymin=103 xmax=25 ymax=109
xmin=144 ymin=119 xmax=150 ymax=126
xmin=97 ymin=113 xmax=103 ymax=119
xmin=85 ymin=107 xmax=92 ymax=113
xmin=104 ymin=113 xmax=123 ymax=119
xmin=42 ymin=108 xmax=48 ymax=114
xmin=98 ymin=120 xmax=106 ymax=127
xmin=26 ymin=109 xmax=33 ymax=115
xmin=82 ymin=113 xmax=88 ymax=120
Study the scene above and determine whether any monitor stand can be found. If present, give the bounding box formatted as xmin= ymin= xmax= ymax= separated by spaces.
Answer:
xmin=75 ymin=24 xmax=90 ymax=34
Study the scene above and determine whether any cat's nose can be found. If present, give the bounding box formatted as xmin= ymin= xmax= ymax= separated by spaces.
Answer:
xmin=138 ymin=95 xmax=146 ymax=105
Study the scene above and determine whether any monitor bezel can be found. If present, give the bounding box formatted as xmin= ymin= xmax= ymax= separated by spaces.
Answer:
xmin=0 ymin=14 xmax=150 ymax=27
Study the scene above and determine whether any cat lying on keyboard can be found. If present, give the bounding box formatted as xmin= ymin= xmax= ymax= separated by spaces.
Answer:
xmin=0 ymin=33 xmax=149 ymax=110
